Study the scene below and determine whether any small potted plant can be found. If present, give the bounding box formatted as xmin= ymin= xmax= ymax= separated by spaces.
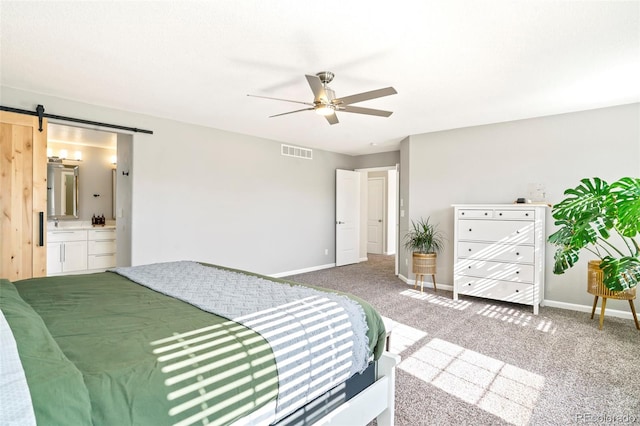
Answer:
xmin=548 ymin=176 xmax=640 ymax=329
xmin=404 ymin=217 xmax=445 ymax=292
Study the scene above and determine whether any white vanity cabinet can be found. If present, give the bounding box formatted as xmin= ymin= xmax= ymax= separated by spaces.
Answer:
xmin=47 ymin=227 xmax=116 ymax=275
xmin=47 ymin=230 xmax=88 ymax=274
xmin=453 ymin=204 xmax=547 ymax=314
xmin=87 ymin=228 xmax=117 ymax=270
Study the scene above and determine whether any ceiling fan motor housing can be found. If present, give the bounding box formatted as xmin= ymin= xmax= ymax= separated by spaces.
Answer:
xmin=316 ymin=71 xmax=335 ymax=85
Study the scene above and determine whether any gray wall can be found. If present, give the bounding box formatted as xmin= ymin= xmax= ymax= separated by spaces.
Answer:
xmin=116 ymin=133 xmax=133 ymax=267
xmin=353 ymin=151 xmax=400 ymax=169
xmin=400 ymin=103 xmax=640 ymax=311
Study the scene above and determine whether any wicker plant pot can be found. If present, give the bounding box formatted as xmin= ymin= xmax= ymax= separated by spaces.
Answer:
xmin=412 ymin=252 xmax=437 ymax=292
xmin=413 ymin=252 xmax=436 ymax=274
xmin=587 ymin=260 xmax=639 ymax=330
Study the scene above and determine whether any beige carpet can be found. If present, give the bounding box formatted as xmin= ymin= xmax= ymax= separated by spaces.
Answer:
xmin=285 ymin=254 xmax=640 ymax=426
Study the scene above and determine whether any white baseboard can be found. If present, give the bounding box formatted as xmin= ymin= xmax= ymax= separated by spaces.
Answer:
xmin=397 ymin=274 xmax=453 ymax=292
xmin=360 ymin=256 xmax=369 ymax=262
xmin=543 ymin=299 xmax=636 ymax=321
xmin=270 ymin=263 xmax=336 ymax=278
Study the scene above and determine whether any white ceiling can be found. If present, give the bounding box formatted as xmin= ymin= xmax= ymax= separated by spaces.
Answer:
xmin=1 ymin=1 xmax=639 ymax=155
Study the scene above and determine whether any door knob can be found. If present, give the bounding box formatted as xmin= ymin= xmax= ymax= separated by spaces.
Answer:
xmin=378 ymin=219 xmax=382 ymax=223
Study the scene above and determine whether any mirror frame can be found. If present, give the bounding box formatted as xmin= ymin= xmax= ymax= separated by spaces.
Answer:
xmin=47 ymin=162 xmax=79 ymax=219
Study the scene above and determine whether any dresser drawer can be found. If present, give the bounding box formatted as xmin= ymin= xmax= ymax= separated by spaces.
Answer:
xmin=88 ymin=228 xmax=116 ymax=240
xmin=88 ymin=239 xmax=116 ymax=255
xmin=494 ymin=209 xmax=535 ymax=221
xmin=457 ymin=241 xmax=535 ymax=263
xmin=458 ymin=220 xmax=535 ymax=244
xmin=455 ymin=277 xmax=534 ymax=304
xmin=458 ymin=209 xmax=493 ymax=219
xmin=455 ymin=259 xmax=534 ymax=283
xmin=47 ymin=230 xmax=87 ymax=243
xmin=88 ymin=253 xmax=116 ymax=270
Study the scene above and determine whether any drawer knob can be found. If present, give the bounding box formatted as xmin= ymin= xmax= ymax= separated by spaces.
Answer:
xmin=468 ymin=266 xmax=471 ymax=269
xmin=516 ymin=271 xmax=520 ymax=274
xmin=515 ymin=289 xmax=520 ymax=293
xmin=461 ymin=212 xmax=465 ymax=215
xmin=484 ymin=212 xmax=488 ymax=216
xmin=469 ymin=228 xmax=472 ymax=232
xmin=468 ymin=248 xmax=472 ymax=252
xmin=525 ymin=213 xmax=529 ymax=216
xmin=516 ymin=252 xmax=520 ymax=255
xmin=499 ymin=212 xmax=503 ymax=216
xmin=516 ymin=230 xmax=520 ymax=234
xmin=467 ymin=283 xmax=471 ymax=286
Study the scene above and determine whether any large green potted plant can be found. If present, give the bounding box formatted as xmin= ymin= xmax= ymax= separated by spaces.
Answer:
xmin=548 ymin=177 xmax=640 ymax=292
xmin=404 ymin=217 xmax=445 ymax=292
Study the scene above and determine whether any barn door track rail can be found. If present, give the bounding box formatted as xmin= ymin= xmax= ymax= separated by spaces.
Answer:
xmin=0 ymin=104 xmax=153 ymax=134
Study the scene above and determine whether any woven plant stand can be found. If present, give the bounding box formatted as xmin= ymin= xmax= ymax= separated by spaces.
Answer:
xmin=412 ymin=252 xmax=437 ymax=292
xmin=588 ymin=260 xmax=639 ymax=330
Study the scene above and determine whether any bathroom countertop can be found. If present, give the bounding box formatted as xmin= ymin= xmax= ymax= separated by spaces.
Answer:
xmin=48 ymin=221 xmax=116 ymax=230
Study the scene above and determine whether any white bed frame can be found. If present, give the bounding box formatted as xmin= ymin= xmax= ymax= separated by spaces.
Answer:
xmin=316 ymin=351 xmax=401 ymax=426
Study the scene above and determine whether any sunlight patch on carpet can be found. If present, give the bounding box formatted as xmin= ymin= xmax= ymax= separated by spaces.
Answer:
xmin=399 ymin=289 xmax=473 ymax=311
xmin=399 ymin=338 xmax=544 ymax=425
xmin=476 ymin=305 xmax=557 ymax=333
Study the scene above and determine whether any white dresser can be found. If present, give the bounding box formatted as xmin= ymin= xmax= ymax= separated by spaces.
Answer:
xmin=452 ymin=204 xmax=547 ymax=314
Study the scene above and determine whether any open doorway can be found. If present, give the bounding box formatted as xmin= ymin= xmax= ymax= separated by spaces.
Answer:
xmin=356 ymin=165 xmax=399 ymax=276
xmin=47 ymin=122 xmax=133 ymax=267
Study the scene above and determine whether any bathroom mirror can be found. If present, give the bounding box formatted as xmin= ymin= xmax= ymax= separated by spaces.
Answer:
xmin=47 ymin=163 xmax=79 ymax=219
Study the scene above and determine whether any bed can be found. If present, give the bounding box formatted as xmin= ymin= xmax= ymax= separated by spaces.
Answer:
xmin=0 ymin=261 xmax=399 ymax=426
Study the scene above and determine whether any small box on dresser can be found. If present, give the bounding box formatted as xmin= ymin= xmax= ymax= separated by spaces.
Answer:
xmin=452 ymin=204 xmax=547 ymax=314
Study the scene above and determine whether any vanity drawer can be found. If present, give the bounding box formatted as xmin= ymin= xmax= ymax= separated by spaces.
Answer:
xmin=457 ymin=241 xmax=535 ymax=263
xmin=458 ymin=220 xmax=535 ymax=244
xmin=47 ymin=230 xmax=87 ymax=243
xmin=88 ymin=253 xmax=116 ymax=270
xmin=88 ymin=229 xmax=116 ymax=240
xmin=455 ymin=276 xmax=534 ymax=304
xmin=455 ymin=259 xmax=534 ymax=283
xmin=88 ymin=239 xmax=116 ymax=255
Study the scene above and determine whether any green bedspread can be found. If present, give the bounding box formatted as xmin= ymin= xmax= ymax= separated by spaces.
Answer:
xmin=1 ymin=267 xmax=385 ymax=426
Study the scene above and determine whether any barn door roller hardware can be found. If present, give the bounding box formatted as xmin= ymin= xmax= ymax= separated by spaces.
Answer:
xmin=0 ymin=104 xmax=154 ymax=134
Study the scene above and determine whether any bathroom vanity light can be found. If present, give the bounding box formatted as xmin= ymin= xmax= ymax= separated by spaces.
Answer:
xmin=47 ymin=148 xmax=83 ymax=162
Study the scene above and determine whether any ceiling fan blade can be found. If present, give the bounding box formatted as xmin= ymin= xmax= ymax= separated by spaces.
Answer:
xmin=269 ymin=107 xmax=315 ymax=118
xmin=335 ymin=87 xmax=397 ymax=106
xmin=305 ymin=74 xmax=327 ymax=102
xmin=325 ymin=113 xmax=339 ymax=125
xmin=341 ymin=105 xmax=393 ymax=117
xmin=247 ymin=94 xmax=314 ymax=106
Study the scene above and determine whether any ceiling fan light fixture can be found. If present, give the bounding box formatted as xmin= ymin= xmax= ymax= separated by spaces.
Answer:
xmin=315 ymin=105 xmax=335 ymax=116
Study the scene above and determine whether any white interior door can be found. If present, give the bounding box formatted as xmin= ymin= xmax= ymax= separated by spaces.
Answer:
xmin=367 ymin=177 xmax=384 ymax=254
xmin=336 ymin=169 xmax=360 ymax=266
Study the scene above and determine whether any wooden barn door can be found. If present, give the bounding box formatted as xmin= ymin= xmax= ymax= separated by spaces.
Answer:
xmin=0 ymin=111 xmax=48 ymax=280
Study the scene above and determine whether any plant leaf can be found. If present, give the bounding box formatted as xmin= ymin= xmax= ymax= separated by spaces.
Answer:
xmin=600 ymin=256 xmax=640 ymax=292
xmin=608 ymin=177 xmax=640 ymax=238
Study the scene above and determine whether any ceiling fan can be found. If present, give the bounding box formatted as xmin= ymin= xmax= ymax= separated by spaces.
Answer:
xmin=248 ymin=71 xmax=397 ymax=125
